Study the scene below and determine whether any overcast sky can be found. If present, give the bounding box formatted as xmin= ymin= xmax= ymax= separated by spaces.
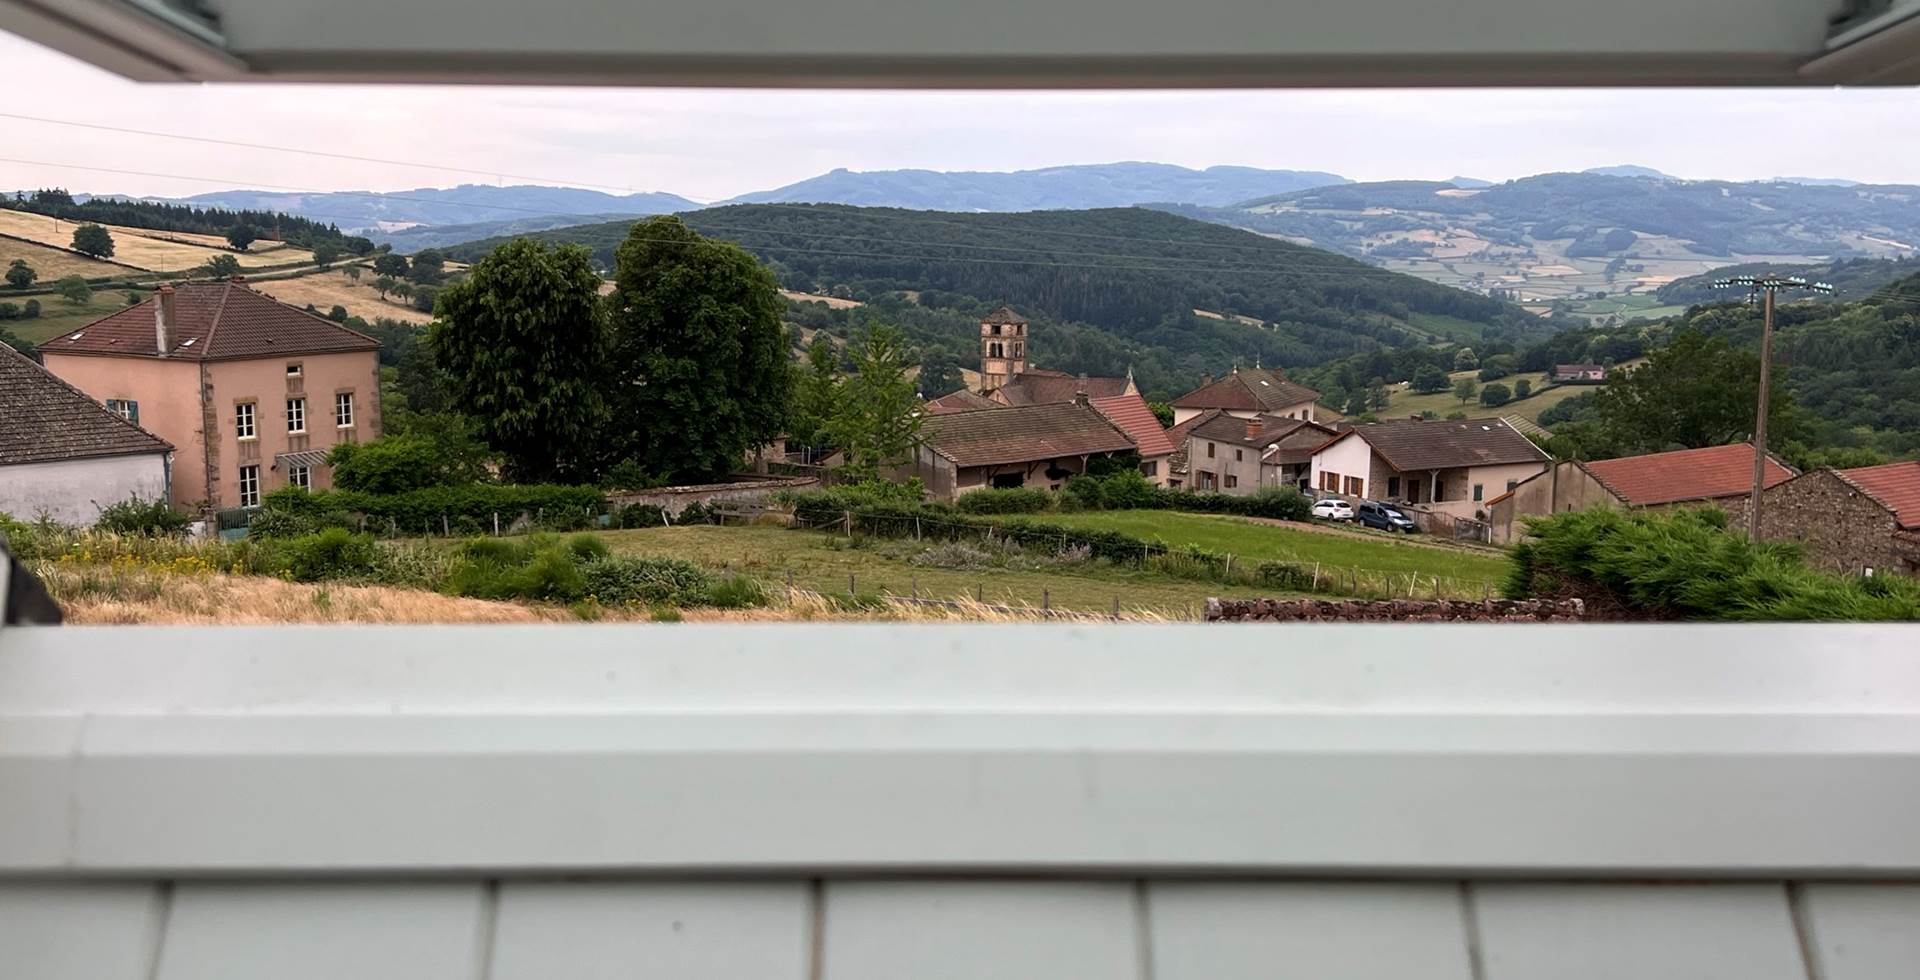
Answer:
xmin=4 ymin=32 xmax=1918 ymax=202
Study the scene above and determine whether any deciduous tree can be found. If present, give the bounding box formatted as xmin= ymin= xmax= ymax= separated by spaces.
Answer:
xmin=1411 ymin=364 xmax=1450 ymax=393
xmin=225 ymin=223 xmax=258 ymax=252
xmin=430 ymin=238 xmax=605 ymax=482
xmin=1591 ymin=328 xmax=1795 ymax=453
xmin=56 ymin=275 xmax=90 ymax=305
xmin=70 ymin=224 xmax=113 ymax=259
xmin=604 ymin=216 xmax=792 ymax=482
xmin=311 ymin=241 xmax=340 ymax=269
xmin=787 ymin=335 xmax=841 ymax=449
xmin=829 ymin=324 xmax=923 ymax=480
xmin=373 ymin=253 xmax=410 ymax=277
xmin=5 ymin=259 xmax=35 ymax=289
xmin=1452 ymin=376 xmax=1478 ymax=405
xmin=201 ymin=253 xmax=241 ymax=279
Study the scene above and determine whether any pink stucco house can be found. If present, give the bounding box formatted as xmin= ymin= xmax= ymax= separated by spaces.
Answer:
xmin=39 ymin=280 xmax=381 ymax=514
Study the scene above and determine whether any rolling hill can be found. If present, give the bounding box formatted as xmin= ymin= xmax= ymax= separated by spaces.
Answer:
xmin=1170 ymin=172 xmax=1920 ymax=313
xmin=723 ymin=162 xmax=1349 ymax=210
xmin=170 ymin=184 xmax=699 ymax=233
xmin=441 ymin=204 xmax=1561 ymax=399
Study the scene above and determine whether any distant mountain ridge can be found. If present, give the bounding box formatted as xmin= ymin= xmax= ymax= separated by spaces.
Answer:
xmin=157 ymin=183 xmax=698 ymax=233
xmin=723 ymin=162 xmax=1351 ymax=210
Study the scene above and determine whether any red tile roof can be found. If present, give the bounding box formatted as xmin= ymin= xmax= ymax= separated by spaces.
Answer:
xmin=1582 ymin=443 xmax=1794 ymax=507
xmin=925 ymin=389 xmax=998 ymax=414
xmin=981 ymin=305 xmax=1027 ymax=325
xmin=1171 ymin=367 xmax=1320 ymax=413
xmin=0 ymin=344 xmax=172 ymax=467
xmin=920 ymin=402 xmax=1137 ymax=468
xmin=992 ymin=371 xmax=1132 ymax=406
xmin=1090 ymin=392 xmax=1174 ymax=458
xmin=1836 ymin=461 xmax=1920 ymax=529
xmin=39 ymin=281 xmax=380 ymax=362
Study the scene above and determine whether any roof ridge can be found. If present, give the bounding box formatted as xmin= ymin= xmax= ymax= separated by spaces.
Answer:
xmin=199 ymin=281 xmax=236 ymax=356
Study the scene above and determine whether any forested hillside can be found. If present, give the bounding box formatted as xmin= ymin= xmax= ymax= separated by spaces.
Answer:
xmin=1657 ymin=255 xmax=1920 ymax=305
xmin=7 ymin=189 xmax=371 ymax=252
xmin=725 ymin=162 xmax=1348 ymax=210
xmin=445 ymin=204 xmax=1558 ymax=390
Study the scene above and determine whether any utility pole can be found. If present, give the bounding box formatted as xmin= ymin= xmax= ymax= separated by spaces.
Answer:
xmin=1711 ymin=274 xmax=1833 ymax=541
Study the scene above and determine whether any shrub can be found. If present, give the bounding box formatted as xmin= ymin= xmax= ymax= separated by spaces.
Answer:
xmin=580 ymin=554 xmax=713 ymax=606
xmin=957 ymin=487 xmax=1051 ymax=514
xmin=1064 ymin=474 xmax=1105 ymax=510
xmin=615 ymin=503 xmax=667 ymax=528
xmin=443 ymin=535 xmax=587 ymax=602
xmin=678 ymin=501 xmax=712 ymax=525
xmin=246 ymin=508 xmax=315 ymax=539
xmin=280 ymin=528 xmax=379 ymax=582
xmin=1506 ymin=507 xmax=1920 ymax=621
xmin=329 ymin=435 xmax=490 ymax=495
xmin=262 ymin=483 xmax=604 ymax=535
xmin=909 ymin=542 xmax=999 ymax=570
xmin=1255 ymin=560 xmax=1316 ymax=591
xmin=94 ymin=497 xmax=190 ymax=536
xmin=1480 ymin=383 xmax=1512 ymax=407
xmin=566 ymin=533 xmax=609 ymax=562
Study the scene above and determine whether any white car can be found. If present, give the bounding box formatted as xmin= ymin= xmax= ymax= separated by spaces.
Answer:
xmin=1311 ymin=499 xmax=1355 ymax=521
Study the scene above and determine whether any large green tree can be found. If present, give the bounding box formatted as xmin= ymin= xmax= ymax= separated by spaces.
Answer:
xmin=70 ymin=224 xmax=114 ymax=259
xmin=787 ymin=335 xmax=841 ymax=449
xmin=604 ymin=216 xmax=791 ymax=482
xmin=915 ymin=348 xmax=963 ymax=399
xmin=829 ymin=324 xmax=922 ymax=480
xmin=6 ymin=259 xmax=35 ymax=289
xmin=225 ymin=223 xmax=258 ymax=252
xmin=1591 ymin=328 xmax=1795 ymax=453
xmin=430 ymin=238 xmax=605 ymax=482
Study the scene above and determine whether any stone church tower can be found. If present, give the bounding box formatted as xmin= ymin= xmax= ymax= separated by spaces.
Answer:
xmin=978 ymin=305 xmax=1029 ymax=392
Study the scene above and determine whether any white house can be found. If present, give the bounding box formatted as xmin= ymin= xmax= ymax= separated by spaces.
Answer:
xmin=0 ymin=345 xmax=173 ymax=526
xmin=1309 ymin=417 xmax=1549 ymax=520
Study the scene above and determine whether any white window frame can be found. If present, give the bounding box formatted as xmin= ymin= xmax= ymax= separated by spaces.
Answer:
xmin=286 ymin=397 xmax=307 ymax=434
xmin=105 ymin=399 xmax=138 ymax=423
xmin=238 ymin=464 xmax=261 ymax=507
xmin=286 ymin=362 xmax=303 ymax=378
xmin=288 ymin=464 xmax=312 ymax=491
xmin=235 ymin=402 xmax=256 ymax=441
xmin=335 ymin=392 xmax=355 ymax=429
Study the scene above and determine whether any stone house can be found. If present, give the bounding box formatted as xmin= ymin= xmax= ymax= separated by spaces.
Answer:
xmin=39 ymin=281 xmax=381 ymax=514
xmin=892 ymin=398 xmax=1138 ymax=501
xmin=1486 ymin=443 xmax=1797 ymax=545
xmin=0 ymin=344 xmax=173 ymax=526
xmin=1183 ymin=413 xmax=1336 ymax=495
xmin=1308 ymin=417 xmax=1549 ymax=520
xmin=1169 ymin=366 xmax=1322 ymax=425
xmin=1758 ymin=462 xmax=1920 ymax=578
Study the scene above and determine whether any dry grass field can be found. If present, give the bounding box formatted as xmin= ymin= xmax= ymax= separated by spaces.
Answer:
xmin=781 ymin=289 xmax=863 ymax=309
xmin=0 ymin=236 xmax=127 ymax=280
xmin=253 ymin=267 xmax=434 ymax=324
xmin=0 ymin=209 xmax=313 ymax=273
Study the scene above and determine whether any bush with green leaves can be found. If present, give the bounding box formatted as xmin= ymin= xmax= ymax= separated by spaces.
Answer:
xmin=328 ymin=434 xmax=490 ymax=495
xmin=93 ymin=497 xmax=190 ymax=536
xmin=579 ymin=554 xmax=713 ymax=606
xmin=956 ymin=487 xmax=1052 ymax=514
xmin=444 ymin=534 xmax=589 ymax=602
xmin=261 ymin=483 xmax=603 ymax=536
xmin=614 ymin=503 xmax=667 ymax=528
xmin=278 ymin=528 xmax=380 ymax=582
xmin=245 ymin=507 xmax=315 ymax=539
xmin=1506 ymin=507 xmax=1920 ymax=621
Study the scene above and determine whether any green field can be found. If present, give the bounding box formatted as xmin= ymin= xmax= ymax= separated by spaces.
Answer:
xmin=4 ymin=292 xmax=137 ymax=346
xmin=1029 ymin=511 xmax=1511 ymax=592
xmin=1379 ymin=367 xmax=1617 ymax=425
xmin=1565 ymin=293 xmax=1688 ymax=322
xmin=595 ymin=524 xmax=1282 ymax=617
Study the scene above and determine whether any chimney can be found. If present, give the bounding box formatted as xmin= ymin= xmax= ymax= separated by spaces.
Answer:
xmin=1073 ymin=374 xmax=1090 ymax=407
xmin=153 ymin=285 xmax=176 ymax=355
xmin=1246 ymin=417 xmax=1263 ymax=439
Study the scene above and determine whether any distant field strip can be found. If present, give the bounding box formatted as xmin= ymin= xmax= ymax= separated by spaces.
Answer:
xmin=0 ymin=209 xmax=313 ymax=272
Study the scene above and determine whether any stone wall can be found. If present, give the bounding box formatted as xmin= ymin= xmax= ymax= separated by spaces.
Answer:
xmin=1206 ymin=597 xmax=1588 ymax=622
xmin=1758 ymin=470 xmax=1920 ymax=577
xmin=606 ymin=475 xmax=818 ymax=517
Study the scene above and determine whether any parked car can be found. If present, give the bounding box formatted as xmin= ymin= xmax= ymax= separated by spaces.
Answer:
xmin=1356 ymin=501 xmax=1418 ymax=533
xmin=1311 ymin=499 xmax=1355 ymax=521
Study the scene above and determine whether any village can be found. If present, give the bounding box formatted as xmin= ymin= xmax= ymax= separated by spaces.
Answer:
xmin=4 ymin=257 xmax=1917 ymax=627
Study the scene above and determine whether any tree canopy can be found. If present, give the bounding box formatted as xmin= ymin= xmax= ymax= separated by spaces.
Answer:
xmin=430 ymin=238 xmax=606 ymax=483
xmin=5 ymin=259 xmax=34 ymax=290
xmin=828 ymin=324 xmax=922 ymax=479
xmin=225 ymin=223 xmax=259 ymax=252
xmin=70 ymin=224 xmax=114 ymax=259
xmin=1589 ymin=328 xmax=1794 ymax=454
xmin=602 ymin=216 xmax=792 ymax=482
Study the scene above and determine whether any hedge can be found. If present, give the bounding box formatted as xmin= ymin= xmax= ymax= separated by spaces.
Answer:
xmin=261 ymin=484 xmax=606 ymax=535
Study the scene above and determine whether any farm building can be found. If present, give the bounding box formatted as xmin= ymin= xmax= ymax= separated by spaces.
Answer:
xmin=1486 ymin=443 xmax=1797 ymax=545
xmin=0 ymin=344 xmax=173 ymax=526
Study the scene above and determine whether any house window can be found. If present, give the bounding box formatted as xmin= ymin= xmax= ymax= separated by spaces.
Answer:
xmin=288 ymin=464 xmax=312 ymax=491
xmin=286 ymin=397 xmax=307 ymax=433
xmin=235 ymin=402 xmax=256 ymax=440
xmin=1234 ymin=448 xmax=1244 ymax=462
xmin=105 ymin=399 xmax=139 ymax=424
xmin=238 ymin=464 xmax=260 ymax=507
xmin=1318 ymin=471 xmax=1336 ymax=492
xmin=1387 ymin=476 xmax=1400 ymax=497
xmin=1344 ymin=475 xmax=1364 ymax=496
xmin=990 ymin=324 xmax=1002 ymax=335
xmin=1473 ymin=484 xmax=1484 ymax=502
xmin=1206 ymin=442 xmax=1216 ymax=459
xmin=1225 ymin=474 xmax=1238 ymax=489
xmin=1141 ymin=461 xmax=1158 ymax=477
xmin=335 ymin=392 xmax=355 ymax=428
xmin=287 ymin=363 xmax=303 ymax=378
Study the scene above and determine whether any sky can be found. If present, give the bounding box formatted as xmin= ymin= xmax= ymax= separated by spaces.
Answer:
xmin=4 ymin=31 xmax=1919 ymax=203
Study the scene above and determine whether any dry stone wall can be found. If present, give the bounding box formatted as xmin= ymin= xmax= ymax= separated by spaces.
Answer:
xmin=1206 ymin=597 xmax=1588 ymax=622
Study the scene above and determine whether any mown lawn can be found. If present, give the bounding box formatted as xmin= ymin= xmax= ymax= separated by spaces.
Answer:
xmin=596 ymin=524 xmax=1284 ymax=618
xmin=1030 ymin=511 xmax=1511 ymax=593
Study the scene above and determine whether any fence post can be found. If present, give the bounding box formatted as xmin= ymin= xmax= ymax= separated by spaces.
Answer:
xmin=911 ymin=574 xmax=918 ymax=598
xmin=1312 ymin=563 xmax=1321 ymax=590
xmin=1042 ymin=588 xmax=1050 ymax=613
xmin=442 ymin=515 xmax=449 ymax=537
xmin=844 ymin=511 xmax=852 ymax=537
xmin=1112 ymin=596 xmax=1120 ymax=618
xmin=787 ymin=569 xmax=795 ymax=596
xmin=492 ymin=512 xmax=499 ymax=536
xmin=848 ymin=572 xmax=855 ymax=595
